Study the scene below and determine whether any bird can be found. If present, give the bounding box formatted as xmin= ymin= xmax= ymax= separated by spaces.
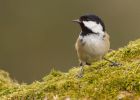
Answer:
xmin=73 ymin=14 xmax=119 ymax=77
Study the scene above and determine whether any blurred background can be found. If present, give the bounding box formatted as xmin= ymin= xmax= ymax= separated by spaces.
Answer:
xmin=0 ymin=0 xmax=140 ymax=83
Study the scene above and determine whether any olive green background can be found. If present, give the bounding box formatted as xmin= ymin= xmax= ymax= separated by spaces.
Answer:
xmin=0 ymin=0 xmax=140 ymax=83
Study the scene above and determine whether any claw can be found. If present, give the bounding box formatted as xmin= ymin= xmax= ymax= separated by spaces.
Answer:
xmin=76 ymin=66 xmax=84 ymax=78
xmin=103 ymin=57 xmax=122 ymax=67
xmin=110 ymin=62 xmax=121 ymax=66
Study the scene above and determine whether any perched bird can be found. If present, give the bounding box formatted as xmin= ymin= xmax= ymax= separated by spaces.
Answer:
xmin=73 ymin=14 xmax=118 ymax=77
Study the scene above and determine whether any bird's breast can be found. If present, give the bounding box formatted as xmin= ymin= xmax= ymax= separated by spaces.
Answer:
xmin=79 ymin=34 xmax=110 ymax=56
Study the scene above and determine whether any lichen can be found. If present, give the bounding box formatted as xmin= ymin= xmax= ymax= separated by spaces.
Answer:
xmin=0 ymin=39 xmax=140 ymax=100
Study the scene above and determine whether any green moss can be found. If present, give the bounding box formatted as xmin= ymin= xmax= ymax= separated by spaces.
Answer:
xmin=0 ymin=39 xmax=140 ymax=100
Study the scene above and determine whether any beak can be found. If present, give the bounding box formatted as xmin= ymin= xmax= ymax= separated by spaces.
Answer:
xmin=72 ymin=19 xmax=81 ymax=23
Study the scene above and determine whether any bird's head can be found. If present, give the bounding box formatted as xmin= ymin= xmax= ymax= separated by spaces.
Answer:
xmin=73 ymin=14 xmax=105 ymax=34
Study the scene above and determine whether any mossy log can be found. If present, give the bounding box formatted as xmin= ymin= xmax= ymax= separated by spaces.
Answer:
xmin=0 ymin=39 xmax=140 ymax=100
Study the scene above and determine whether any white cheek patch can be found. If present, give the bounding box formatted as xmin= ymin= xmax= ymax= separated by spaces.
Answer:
xmin=83 ymin=21 xmax=103 ymax=33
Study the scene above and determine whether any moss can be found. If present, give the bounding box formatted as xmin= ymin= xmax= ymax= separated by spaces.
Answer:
xmin=0 ymin=39 xmax=140 ymax=100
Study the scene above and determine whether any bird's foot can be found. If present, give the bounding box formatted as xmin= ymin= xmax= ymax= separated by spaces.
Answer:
xmin=110 ymin=62 xmax=122 ymax=67
xmin=76 ymin=71 xmax=83 ymax=78
xmin=103 ymin=57 xmax=122 ymax=67
xmin=76 ymin=66 xmax=84 ymax=78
